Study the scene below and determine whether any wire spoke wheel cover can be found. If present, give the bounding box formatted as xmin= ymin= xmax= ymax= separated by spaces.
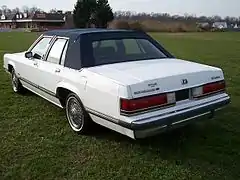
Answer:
xmin=12 ymin=71 xmax=19 ymax=92
xmin=66 ymin=96 xmax=84 ymax=131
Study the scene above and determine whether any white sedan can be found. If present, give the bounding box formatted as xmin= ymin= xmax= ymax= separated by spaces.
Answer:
xmin=3 ymin=29 xmax=230 ymax=139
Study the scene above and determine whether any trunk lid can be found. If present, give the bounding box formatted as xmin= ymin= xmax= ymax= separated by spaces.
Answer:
xmin=87 ymin=58 xmax=224 ymax=98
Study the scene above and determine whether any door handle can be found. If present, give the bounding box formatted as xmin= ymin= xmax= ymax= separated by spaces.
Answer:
xmin=55 ymin=68 xmax=61 ymax=73
xmin=33 ymin=61 xmax=38 ymax=66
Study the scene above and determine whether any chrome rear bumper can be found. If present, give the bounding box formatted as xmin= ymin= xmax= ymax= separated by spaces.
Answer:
xmin=132 ymin=95 xmax=230 ymax=139
xmin=88 ymin=94 xmax=230 ymax=139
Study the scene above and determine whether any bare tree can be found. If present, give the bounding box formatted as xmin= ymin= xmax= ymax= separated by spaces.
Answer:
xmin=6 ymin=8 xmax=12 ymax=15
xmin=22 ymin=6 xmax=30 ymax=13
xmin=29 ymin=6 xmax=42 ymax=13
xmin=49 ymin=8 xmax=58 ymax=13
xmin=12 ymin=7 xmax=20 ymax=13
xmin=1 ymin=5 xmax=7 ymax=14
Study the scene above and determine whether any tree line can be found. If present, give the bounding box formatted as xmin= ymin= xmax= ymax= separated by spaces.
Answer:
xmin=114 ymin=11 xmax=240 ymax=25
xmin=1 ymin=1 xmax=240 ymax=28
xmin=0 ymin=5 xmax=42 ymax=14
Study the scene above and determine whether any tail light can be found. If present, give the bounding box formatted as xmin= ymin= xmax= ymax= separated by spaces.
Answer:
xmin=120 ymin=92 xmax=175 ymax=115
xmin=192 ymin=80 xmax=225 ymax=98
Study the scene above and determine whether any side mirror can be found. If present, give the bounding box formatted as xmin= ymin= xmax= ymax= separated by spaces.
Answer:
xmin=25 ymin=51 xmax=33 ymax=59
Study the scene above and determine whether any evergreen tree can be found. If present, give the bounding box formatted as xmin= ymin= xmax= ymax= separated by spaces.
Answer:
xmin=73 ymin=0 xmax=97 ymax=28
xmin=94 ymin=0 xmax=114 ymax=28
xmin=73 ymin=0 xmax=114 ymax=28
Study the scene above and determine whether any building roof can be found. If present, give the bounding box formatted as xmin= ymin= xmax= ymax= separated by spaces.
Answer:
xmin=213 ymin=22 xmax=227 ymax=25
xmin=31 ymin=12 xmax=64 ymax=21
xmin=0 ymin=13 xmax=16 ymax=21
xmin=0 ymin=12 xmax=65 ymax=22
xmin=6 ymin=14 xmax=16 ymax=20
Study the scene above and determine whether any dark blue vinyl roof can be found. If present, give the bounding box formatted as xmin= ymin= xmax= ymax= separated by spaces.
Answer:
xmin=42 ymin=28 xmax=174 ymax=70
xmin=44 ymin=28 xmax=134 ymax=39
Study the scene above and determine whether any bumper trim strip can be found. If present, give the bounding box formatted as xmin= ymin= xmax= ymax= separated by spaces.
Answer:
xmin=131 ymin=96 xmax=230 ymax=130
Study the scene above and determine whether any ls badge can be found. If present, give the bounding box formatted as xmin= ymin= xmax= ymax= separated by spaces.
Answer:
xmin=181 ymin=79 xmax=188 ymax=85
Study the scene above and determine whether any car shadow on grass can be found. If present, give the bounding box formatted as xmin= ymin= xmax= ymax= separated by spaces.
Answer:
xmin=90 ymin=118 xmax=238 ymax=178
xmin=89 ymin=119 xmax=210 ymax=148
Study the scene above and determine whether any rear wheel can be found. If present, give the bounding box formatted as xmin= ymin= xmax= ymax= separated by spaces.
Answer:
xmin=11 ymin=69 xmax=25 ymax=93
xmin=65 ymin=93 xmax=91 ymax=134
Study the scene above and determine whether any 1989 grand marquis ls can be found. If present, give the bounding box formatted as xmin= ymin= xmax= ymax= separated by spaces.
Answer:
xmin=3 ymin=29 xmax=230 ymax=139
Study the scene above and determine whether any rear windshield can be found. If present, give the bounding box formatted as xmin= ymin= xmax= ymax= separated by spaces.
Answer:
xmin=91 ymin=38 xmax=167 ymax=66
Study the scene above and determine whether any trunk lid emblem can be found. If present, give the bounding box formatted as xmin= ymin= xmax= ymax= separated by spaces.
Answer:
xmin=181 ymin=79 xmax=188 ymax=85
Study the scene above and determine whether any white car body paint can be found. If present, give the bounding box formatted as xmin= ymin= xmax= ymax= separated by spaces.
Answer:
xmin=3 ymin=42 xmax=230 ymax=139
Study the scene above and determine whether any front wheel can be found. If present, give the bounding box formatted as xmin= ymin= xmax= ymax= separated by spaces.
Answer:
xmin=65 ymin=93 xmax=91 ymax=134
xmin=11 ymin=69 xmax=25 ymax=93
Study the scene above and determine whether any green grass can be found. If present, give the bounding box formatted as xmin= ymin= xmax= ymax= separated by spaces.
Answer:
xmin=1 ymin=32 xmax=240 ymax=180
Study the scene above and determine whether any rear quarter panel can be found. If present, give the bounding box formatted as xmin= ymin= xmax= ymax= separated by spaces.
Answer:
xmin=55 ymin=69 xmax=121 ymax=119
xmin=82 ymin=70 xmax=121 ymax=119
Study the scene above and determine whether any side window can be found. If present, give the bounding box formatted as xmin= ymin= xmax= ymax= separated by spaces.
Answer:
xmin=31 ymin=37 xmax=52 ymax=59
xmin=46 ymin=38 xmax=68 ymax=64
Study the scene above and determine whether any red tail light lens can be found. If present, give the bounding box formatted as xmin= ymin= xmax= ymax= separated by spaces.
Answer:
xmin=192 ymin=80 xmax=225 ymax=98
xmin=203 ymin=81 xmax=225 ymax=94
xmin=120 ymin=93 xmax=175 ymax=114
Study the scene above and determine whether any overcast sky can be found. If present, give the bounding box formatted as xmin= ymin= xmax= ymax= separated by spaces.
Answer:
xmin=1 ymin=0 xmax=239 ymax=17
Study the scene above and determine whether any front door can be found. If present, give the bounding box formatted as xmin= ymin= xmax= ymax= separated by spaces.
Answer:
xmin=36 ymin=38 xmax=68 ymax=97
xmin=18 ymin=36 xmax=52 ymax=89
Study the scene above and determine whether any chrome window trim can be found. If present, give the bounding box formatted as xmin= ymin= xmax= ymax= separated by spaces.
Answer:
xmin=27 ymin=34 xmax=54 ymax=53
xmin=44 ymin=36 xmax=69 ymax=65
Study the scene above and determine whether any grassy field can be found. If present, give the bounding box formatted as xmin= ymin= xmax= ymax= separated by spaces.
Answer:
xmin=0 ymin=32 xmax=240 ymax=180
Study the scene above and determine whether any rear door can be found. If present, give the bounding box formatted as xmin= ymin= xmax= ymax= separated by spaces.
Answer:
xmin=36 ymin=37 xmax=69 ymax=96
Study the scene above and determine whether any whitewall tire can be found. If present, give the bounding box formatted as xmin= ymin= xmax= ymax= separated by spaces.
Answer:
xmin=65 ymin=93 xmax=91 ymax=134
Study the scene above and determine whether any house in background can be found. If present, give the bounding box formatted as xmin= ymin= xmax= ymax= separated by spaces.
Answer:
xmin=212 ymin=22 xmax=228 ymax=29
xmin=0 ymin=13 xmax=17 ymax=28
xmin=234 ymin=24 xmax=239 ymax=28
xmin=0 ymin=12 xmax=65 ymax=30
xmin=196 ymin=22 xmax=211 ymax=31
